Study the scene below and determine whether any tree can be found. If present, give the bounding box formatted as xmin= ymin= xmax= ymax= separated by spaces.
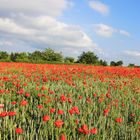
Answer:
xmin=0 ymin=51 xmax=10 ymax=61
xmin=99 ymin=59 xmax=108 ymax=66
xmin=110 ymin=61 xmax=116 ymax=66
xmin=10 ymin=52 xmax=18 ymax=62
xmin=77 ymin=51 xmax=98 ymax=64
xmin=110 ymin=60 xmax=123 ymax=66
xmin=42 ymin=48 xmax=63 ymax=62
xmin=116 ymin=60 xmax=123 ymax=66
xmin=64 ymin=57 xmax=75 ymax=63
xmin=128 ymin=63 xmax=135 ymax=67
xmin=10 ymin=52 xmax=29 ymax=62
xmin=29 ymin=51 xmax=43 ymax=62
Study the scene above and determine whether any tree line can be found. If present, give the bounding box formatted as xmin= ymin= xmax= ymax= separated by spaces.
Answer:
xmin=0 ymin=48 xmax=138 ymax=67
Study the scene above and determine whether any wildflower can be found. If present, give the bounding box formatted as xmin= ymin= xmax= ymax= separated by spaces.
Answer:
xmin=106 ymin=93 xmax=111 ymax=98
xmin=90 ymin=128 xmax=98 ymax=134
xmin=42 ymin=77 xmax=48 ymax=82
xmin=115 ymin=118 xmax=123 ymax=123
xmin=72 ymin=106 xmax=80 ymax=114
xmin=50 ymin=108 xmax=55 ymax=113
xmin=37 ymin=93 xmax=41 ymax=97
xmin=15 ymin=128 xmax=23 ymax=134
xmin=78 ymin=124 xmax=89 ymax=134
xmin=20 ymin=100 xmax=28 ymax=106
xmin=93 ymin=93 xmax=97 ymax=97
xmin=60 ymin=133 xmax=67 ymax=140
xmin=0 ymin=112 xmax=7 ymax=117
xmin=58 ymin=110 xmax=64 ymax=115
xmin=79 ymin=96 xmax=83 ymax=99
xmin=0 ymin=104 xmax=4 ymax=108
xmin=37 ymin=105 xmax=43 ymax=109
xmin=54 ymin=120 xmax=64 ymax=128
xmin=130 ymin=114 xmax=135 ymax=117
xmin=17 ymin=89 xmax=24 ymax=95
xmin=75 ymin=119 xmax=79 ymax=124
xmin=69 ymin=109 xmax=74 ymax=115
xmin=68 ymin=98 xmax=72 ymax=103
xmin=43 ymin=115 xmax=50 ymax=122
xmin=60 ymin=94 xmax=67 ymax=102
xmin=11 ymin=101 xmax=17 ymax=105
xmin=25 ymin=92 xmax=30 ymax=97
xmin=8 ymin=111 xmax=16 ymax=116
xmin=103 ymin=109 xmax=109 ymax=116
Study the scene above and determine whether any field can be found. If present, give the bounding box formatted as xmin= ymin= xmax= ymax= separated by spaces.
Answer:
xmin=0 ymin=62 xmax=140 ymax=140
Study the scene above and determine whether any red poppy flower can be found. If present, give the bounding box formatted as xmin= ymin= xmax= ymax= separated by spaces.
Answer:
xmin=0 ymin=112 xmax=7 ymax=117
xmin=43 ymin=115 xmax=50 ymax=122
xmin=79 ymin=96 xmax=83 ymax=99
xmin=60 ymin=94 xmax=67 ymax=102
xmin=17 ymin=89 xmax=24 ymax=95
xmin=42 ymin=77 xmax=48 ymax=82
xmin=11 ymin=101 xmax=17 ymax=105
xmin=103 ymin=109 xmax=109 ymax=116
xmin=81 ymin=124 xmax=87 ymax=130
xmin=54 ymin=120 xmax=64 ymax=128
xmin=25 ymin=93 xmax=30 ymax=97
xmin=93 ymin=93 xmax=97 ymax=97
xmin=69 ymin=109 xmax=74 ymax=115
xmin=8 ymin=111 xmax=16 ymax=116
xmin=37 ymin=105 xmax=43 ymax=109
xmin=50 ymin=108 xmax=55 ymax=113
xmin=68 ymin=98 xmax=72 ymax=103
xmin=57 ymin=110 xmax=64 ymax=115
xmin=78 ymin=124 xmax=89 ymax=134
xmin=15 ymin=128 xmax=23 ymax=134
xmin=60 ymin=134 xmax=67 ymax=140
xmin=20 ymin=100 xmax=28 ymax=106
xmin=115 ymin=118 xmax=123 ymax=123
xmin=90 ymin=128 xmax=98 ymax=134
xmin=130 ymin=114 xmax=135 ymax=117
xmin=0 ymin=104 xmax=4 ymax=108
xmin=75 ymin=119 xmax=79 ymax=124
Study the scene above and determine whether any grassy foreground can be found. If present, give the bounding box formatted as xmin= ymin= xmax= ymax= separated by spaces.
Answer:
xmin=0 ymin=62 xmax=140 ymax=140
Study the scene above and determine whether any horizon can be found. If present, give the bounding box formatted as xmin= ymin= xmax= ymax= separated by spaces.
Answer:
xmin=0 ymin=0 xmax=140 ymax=65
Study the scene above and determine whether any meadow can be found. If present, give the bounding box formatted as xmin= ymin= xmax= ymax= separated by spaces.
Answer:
xmin=0 ymin=62 xmax=140 ymax=140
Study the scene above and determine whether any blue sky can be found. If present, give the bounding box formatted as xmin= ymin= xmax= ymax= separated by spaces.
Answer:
xmin=0 ymin=0 xmax=140 ymax=65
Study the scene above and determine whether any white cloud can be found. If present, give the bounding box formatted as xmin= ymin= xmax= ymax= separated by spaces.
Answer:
xmin=93 ymin=23 xmax=130 ymax=38
xmin=124 ymin=50 xmax=140 ymax=57
xmin=0 ymin=18 xmax=34 ymax=35
xmin=119 ymin=30 xmax=130 ymax=37
xmin=0 ymin=40 xmax=13 ymax=46
xmin=0 ymin=0 xmax=71 ymax=17
xmin=89 ymin=0 xmax=109 ymax=16
xmin=0 ymin=15 xmax=99 ymax=53
xmin=0 ymin=0 xmax=101 ymax=55
xmin=94 ymin=23 xmax=115 ymax=37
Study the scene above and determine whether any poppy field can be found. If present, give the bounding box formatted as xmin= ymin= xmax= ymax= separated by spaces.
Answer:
xmin=0 ymin=62 xmax=140 ymax=140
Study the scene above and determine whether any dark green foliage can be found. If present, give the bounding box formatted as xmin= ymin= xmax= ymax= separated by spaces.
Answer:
xmin=99 ymin=59 xmax=108 ymax=66
xmin=64 ymin=57 xmax=75 ymax=63
xmin=116 ymin=60 xmax=123 ymax=66
xmin=128 ymin=63 xmax=135 ymax=67
xmin=110 ymin=61 xmax=116 ymax=66
xmin=0 ymin=49 xmax=110 ymax=65
xmin=10 ymin=52 xmax=29 ymax=62
xmin=110 ymin=60 xmax=123 ymax=66
xmin=77 ymin=51 xmax=99 ymax=64
xmin=0 ymin=51 xmax=10 ymax=61
xmin=42 ymin=48 xmax=63 ymax=62
xmin=28 ymin=51 xmax=43 ymax=63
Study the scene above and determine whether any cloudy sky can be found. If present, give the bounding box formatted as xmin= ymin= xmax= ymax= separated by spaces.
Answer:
xmin=0 ymin=0 xmax=140 ymax=65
